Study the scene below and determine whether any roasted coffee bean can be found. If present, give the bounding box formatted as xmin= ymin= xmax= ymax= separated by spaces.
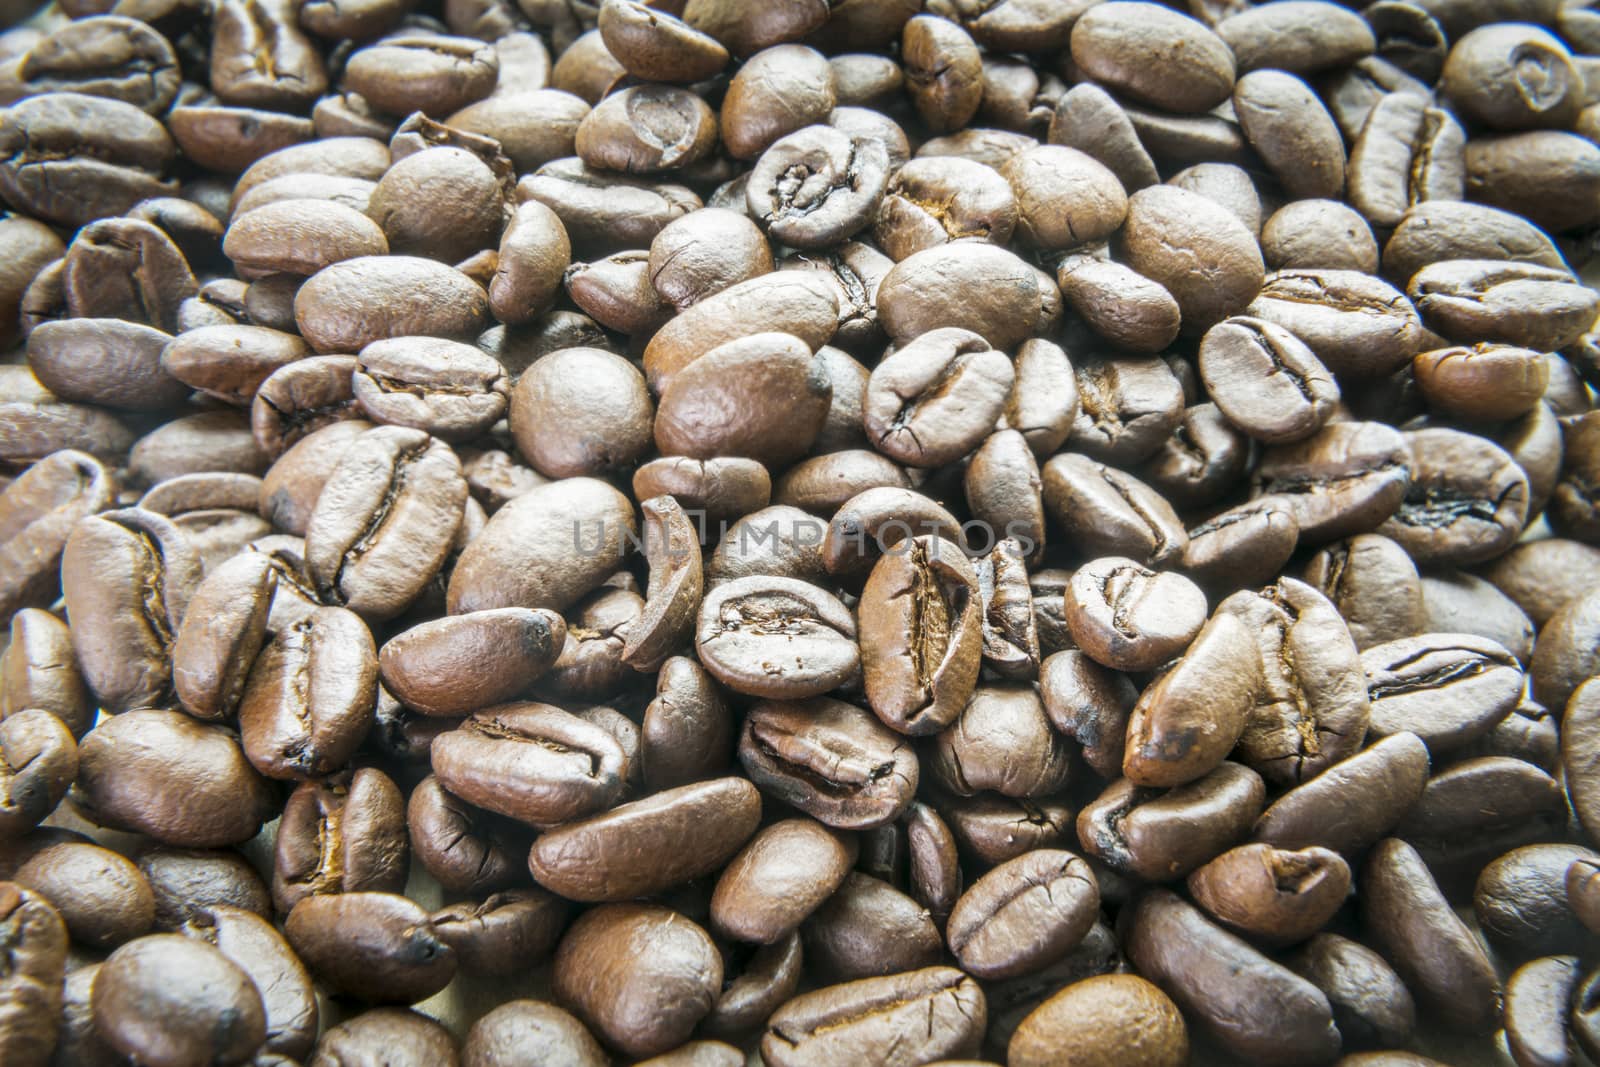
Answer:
xmin=160 ymin=325 xmax=310 ymax=408
xmin=945 ymin=849 xmax=1098 ymax=980
xmin=711 ymin=817 xmax=856 ymax=944
xmin=1055 ymin=255 xmax=1181 ymax=354
xmin=930 ymin=684 xmax=1069 ymax=799
xmin=529 ymin=777 xmax=760 ymax=901
xmin=760 ymin=966 xmax=986 ymax=1067
xmin=272 ymin=767 xmax=406 ymax=913
xmin=863 ymin=328 xmax=1012 ymax=468
xmin=1413 ymin=259 xmax=1600 ymax=354
xmin=0 ymin=707 xmax=75 ymax=837
xmin=1039 ymin=650 xmax=1135 ymax=780
xmin=0 ymin=612 xmax=89 ymax=740
xmin=1042 ymin=454 xmax=1186 ymax=567
xmin=858 ymin=535 xmax=981 ymax=736
xmin=0 ymin=449 xmax=113 ymax=624
xmin=60 ymin=508 xmax=200 ymax=713
xmin=801 ymin=871 xmax=941 ymax=982
xmin=1363 ymin=633 xmax=1523 ymax=752
xmin=874 ymin=155 xmax=1016 ymax=261
xmin=0 ymin=882 xmax=66 ymax=1066
xmin=311 ymin=1008 xmax=460 ymax=1067
xmin=27 ymin=319 xmax=186 ymax=412
xmin=92 ymin=933 xmax=266 ymax=1067
xmin=344 ymin=35 xmax=497 ymax=118
xmin=430 ymin=888 xmax=567 ymax=977
xmin=654 ymin=331 xmax=832 ymax=469
xmin=748 ymin=124 xmax=890 ymax=252
xmin=139 ymin=848 xmax=270 ymax=932
xmin=553 ymin=903 xmax=720 ymax=1057
xmin=1413 ymin=343 xmax=1548 ymax=422
xmin=1233 ymin=71 xmax=1345 ymax=201
xmin=1300 ymin=533 xmax=1424 ymax=651
xmin=1181 ymin=497 xmax=1300 ymax=596
xmin=1078 ymin=762 xmax=1266 ymax=881
xmin=1501 ymin=954 xmax=1582 ymax=1067
xmin=381 ymin=608 xmax=563 ymax=717
xmin=696 ymin=575 xmax=859 ymax=699
xmin=1071 ymin=3 xmax=1234 ymax=113
xmin=877 ymin=242 xmax=1043 ymax=352
xmin=739 ymin=697 xmax=918 ymax=830
xmin=1382 ymin=200 xmax=1565 ymax=286
xmin=303 ymin=426 xmax=466 ymax=620
xmin=1199 ymin=316 xmax=1338 ymax=444
xmin=294 ymin=255 xmax=490 ymax=354
xmin=1064 ymin=557 xmax=1206 ymax=673
xmin=351 ymin=337 xmax=508 ymax=442
xmin=406 ymin=775 xmax=527 ymax=896
xmin=1122 ymin=611 xmax=1259 ymax=787
xmin=1008 ymin=973 xmax=1187 ymax=1067
xmin=637 ymin=456 xmax=772 ymax=533
xmin=0 ymin=366 xmax=136 ymax=467
xmin=1347 ymin=93 xmax=1465 ymax=229
xmin=1475 ymin=843 xmax=1598 ymax=963
xmin=1252 ymin=420 xmax=1412 ymax=544
xmin=1442 ymin=24 xmax=1582 ymax=132
xmin=0 ymin=93 xmax=177 ymax=226
xmin=1262 ymin=199 xmax=1379 ymax=273
xmin=285 ymin=891 xmax=456 ymax=1004
xmin=76 ymin=708 xmax=275 ymax=847
xmin=1118 ymin=186 xmax=1263 ymax=335
xmin=431 ymin=702 xmax=625 ymax=827
xmin=702 ymin=932 xmax=804 ymax=1039
xmin=511 ymin=347 xmax=653 ymax=479
xmin=1362 ymin=837 xmax=1502 ymax=1032
xmin=1186 ymin=842 xmax=1350 ymax=946
xmin=1125 ymin=889 xmax=1341 ymax=1064
xmin=15 ymin=840 xmax=152 ymax=949
xmin=973 ymin=540 xmax=1042 ymax=679
xmin=622 ymin=495 xmax=702 ymax=671
xmin=1255 ymin=732 xmax=1430 ymax=854
xmin=1068 ymin=355 xmax=1185 ymax=465
xmin=238 ymin=605 xmax=376 ymax=780
xmin=640 ymin=655 xmax=733 ymax=789
xmin=1288 ymin=932 xmax=1415 ymax=1049
xmin=170 ymin=551 xmax=274 ymax=722
xmin=720 ymin=44 xmax=836 ymax=160
xmin=1218 ymin=0 xmax=1374 ymax=72
xmin=1377 ymin=428 xmax=1527 ymax=567
xmin=1247 ymin=269 xmax=1425 ymax=380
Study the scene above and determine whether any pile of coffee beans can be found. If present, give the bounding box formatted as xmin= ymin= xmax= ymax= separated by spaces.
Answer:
xmin=6 ymin=0 xmax=1600 ymax=1063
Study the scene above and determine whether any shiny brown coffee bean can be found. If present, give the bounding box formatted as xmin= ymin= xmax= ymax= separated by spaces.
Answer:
xmin=760 ymin=966 xmax=987 ymax=1067
xmin=0 ymin=708 xmax=75 ymax=837
xmin=380 ymin=608 xmax=564 ymax=718
xmin=0 ymin=881 xmax=66 ymax=1066
xmin=432 ymin=702 xmax=625 ymax=827
xmin=858 ymin=535 xmax=982 ymax=737
xmin=552 ymin=903 xmax=720 ymax=1058
xmin=286 ymin=891 xmax=456 ymax=1004
xmin=1124 ymin=889 xmax=1340 ymax=1064
xmin=1362 ymin=837 xmax=1502 ymax=1033
xmin=1077 ymin=762 xmax=1265 ymax=881
xmin=530 ymin=777 xmax=761 ymax=901
xmin=272 ymin=767 xmax=406 ymax=913
xmin=304 ymin=426 xmax=467 ymax=621
xmin=739 ymin=697 xmax=918 ymax=830
xmin=238 ymin=605 xmax=376 ymax=780
xmin=60 ymin=507 xmax=200 ymax=713
xmin=92 ymin=933 xmax=266 ymax=1067
xmin=945 ymin=849 xmax=1098 ymax=980
xmin=696 ymin=575 xmax=859 ymax=699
